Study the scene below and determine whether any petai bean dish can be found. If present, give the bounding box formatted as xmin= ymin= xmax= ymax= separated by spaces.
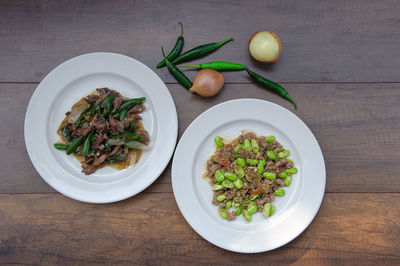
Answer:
xmin=54 ymin=87 xmax=150 ymax=175
xmin=204 ymin=131 xmax=298 ymax=221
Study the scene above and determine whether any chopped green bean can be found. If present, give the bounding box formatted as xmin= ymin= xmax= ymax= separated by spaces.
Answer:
xmin=267 ymin=150 xmax=277 ymax=161
xmin=247 ymin=203 xmax=258 ymax=215
xmin=275 ymin=189 xmax=285 ymax=196
xmin=279 ymin=171 xmax=288 ymax=179
xmin=225 ymin=200 xmax=233 ymax=209
xmin=82 ymin=131 xmax=94 ymax=156
xmin=119 ymin=109 xmax=127 ymax=121
xmin=251 ymin=139 xmax=259 ymax=153
xmin=234 ymin=144 xmax=243 ymax=154
xmin=243 ymin=210 xmax=252 ymax=222
xmin=224 ymin=172 xmax=238 ymax=181
xmin=245 ymin=174 xmax=252 ymax=183
xmin=214 ymin=136 xmax=223 ymax=147
xmin=265 ymin=136 xmax=275 ymax=143
xmin=216 ymin=194 xmax=227 ymax=202
xmin=278 ymin=149 xmax=291 ymax=158
xmin=263 ymin=172 xmax=276 ymax=180
xmin=235 ymin=204 xmax=244 ymax=215
xmin=222 ymin=180 xmax=235 ymax=189
xmin=214 ymin=170 xmax=225 ymax=183
xmin=66 ymin=136 xmax=83 ymax=155
xmin=243 ymin=139 xmax=252 ymax=152
xmin=218 ymin=206 xmax=228 ymax=219
xmin=233 ymin=178 xmax=243 ymax=189
xmin=234 ymin=165 xmax=245 ymax=178
xmin=270 ymin=205 xmax=276 ymax=216
xmin=257 ymin=159 xmax=266 ymax=174
xmin=287 ymin=167 xmax=298 ymax=174
xmin=246 ymin=158 xmax=258 ymax=166
xmin=262 ymin=203 xmax=272 ymax=217
xmin=236 ymin=157 xmax=245 ymax=168
xmin=285 ymin=175 xmax=292 ymax=187
xmin=212 ymin=184 xmax=224 ymax=190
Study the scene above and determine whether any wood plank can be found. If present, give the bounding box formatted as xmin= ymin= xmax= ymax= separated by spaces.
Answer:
xmin=1 ymin=0 xmax=400 ymax=83
xmin=1 ymin=82 xmax=399 ymax=193
xmin=0 ymin=193 xmax=398 ymax=265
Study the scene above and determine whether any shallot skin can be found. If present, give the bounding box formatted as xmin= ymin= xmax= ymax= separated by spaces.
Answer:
xmin=189 ymin=69 xmax=225 ymax=97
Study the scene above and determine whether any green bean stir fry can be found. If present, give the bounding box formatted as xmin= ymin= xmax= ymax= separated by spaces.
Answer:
xmin=205 ymin=131 xmax=298 ymax=221
xmin=53 ymin=88 xmax=150 ymax=175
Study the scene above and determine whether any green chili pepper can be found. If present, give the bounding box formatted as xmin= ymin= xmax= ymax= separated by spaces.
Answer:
xmin=157 ymin=23 xmax=184 ymax=68
xmin=111 ymin=97 xmax=146 ymax=115
xmin=66 ymin=136 xmax=83 ymax=155
xmin=82 ymin=131 xmax=94 ymax=156
xmin=246 ymin=69 xmax=297 ymax=109
xmin=53 ymin=143 xmax=69 ymax=150
xmin=162 ymin=47 xmax=192 ymax=89
xmin=180 ymin=61 xmax=248 ymax=71
xmin=101 ymin=93 xmax=114 ymax=117
xmin=171 ymin=38 xmax=233 ymax=65
xmin=61 ymin=126 xmax=73 ymax=142
xmin=106 ymin=154 xmax=127 ymax=163
xmin=119 ymin=109 xmax=127 ymax=121
xmin=75 ymin=106 xmax=91 ymax=128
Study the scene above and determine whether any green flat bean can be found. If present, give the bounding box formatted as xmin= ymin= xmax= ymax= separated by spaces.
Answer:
xmin=216 ymin=194 xmax=227 ymax=202
xmin=214 ymin=136 xmax=223 ymax=147
xmin=275 ymin=189 xmax=285 ymax=196
xmin=243 ymin=139 xmax=252 ymax=152
xmin=285 ymin=175 xmax=292 ymax=187
xmin=214 ymin=170 xmax=225 ymax=183
xmin=278 ymin=149 xmax=291 ymax=158
xmin=235 ymin=204 xmax=244 ymax=215
xmin=270 ymin=205 xmax=276 ymax=216
xmin=66 ymin=136 xmax=83 ymax=155
xmin=262 ymin=203 xmax=272 ymax=217
xmin=225 ymin=200 xmax=232 ymax=209
xmin=287 ymin=167 xmax=298 ymax=174
xmin=218 ymin=206 xmax=228 ymax=219
xmin=251 ymin=139 xmax=260 ymax=153
xmin=234 ymin=144 xmax=243 ymax=154
xmin=257 ymin=159 xmax=266 ymax=175
xmin=212 ymin=184 xmax=224 ymax=190
xmin=222 ymin=180 xmax=235 ymax=189
xmin=274 ymin=148 xmax=284 ymax=153
xmin=243 ymin=210 xmax=252 ymax=222
xmin=279 ymin=171 xmax=288 ymax=179
xmin=234 ymin=165 xmax=245 ymax=178
xmin=233 ymin=178 xmax=243 ymax=189
xmin=263 ymin=172 xmax=276 ymax=180
xmin=236 ymin=157 xmax=245 ymax=168
xmin=246 ymin=158 xmax=258 ymax=166
xmin=265 ymin=136 xmax=275 ymax=143
xmin=267 ymin=150 xmax=277 ymax=161
xmin=224 ymin=172 xmax=238 ymax=181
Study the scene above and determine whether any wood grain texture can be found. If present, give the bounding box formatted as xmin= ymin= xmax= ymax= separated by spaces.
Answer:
xmin=1 ymin=82 xmax=399 ymax=194
xmin=1 ymin=0 xmax=400 ymax=83
xmin=0 ymin=193 xmax=398 ymax=265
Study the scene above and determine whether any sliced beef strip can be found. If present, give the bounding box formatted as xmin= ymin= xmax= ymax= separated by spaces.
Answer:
xmin=93 ymin=154 xmax=107 ymax=167
xmin=85 ymin=94 xmax=98 ymax=104
xmin=137 ymin=130 xmax=150 ymax=144
xmin=92 ymin=114 xmax=107 ymax=133
xmin=109 ymin=115 xmax=128 ymax=135
xmin=76 ymin=123 xmax=92 ymax=137
xmin=113 ymin=95 xmax=124 ymax=110
xmin=127 ymin=103 xmax=145 ymax=114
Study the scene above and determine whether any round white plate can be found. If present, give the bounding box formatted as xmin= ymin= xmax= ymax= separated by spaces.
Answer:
xmin=25 ymin=52 xmax=178 ymax=203
xmin=171 ymin=99 xmax=325 ymax=253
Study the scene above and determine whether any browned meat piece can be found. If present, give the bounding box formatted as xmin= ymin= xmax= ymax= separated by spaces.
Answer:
xmin=113 ymin=95 xmax=124 ymax=110
xmin=65 ymin=111 xmax=71 ymax=116
xmin=92 ymin=114 xmax=106 ymax=132
xmin=82 ymin=165 xmax=97 ymax=175
xmin=206 ymin=159 xmax=221 ymax=178
xmin=93 ymin=154 xmax=107 ymax=166
xmin=127 ymin=103 xmax=145 ymax=114
xmin=94 ymin=133 xmax=104 ymax=148
xmin=76 ymin=123 xmax=92 ymax=137
xmin=269 ymin=140 xmax=282 ymax=149
xmin=126 ymin=113 xmax=142 ymax=122
xmin=84 ymin=156 xmax=95 ymax=164
xmin=96 ymin=87 xmax=110 ymax=96
xmin=85 ymin=94 xmax=98 ymax=104
xmin=109 ymin=115 xmax=127 ymax=135
xmin=137 ymin=130 xmax=150 ymax=144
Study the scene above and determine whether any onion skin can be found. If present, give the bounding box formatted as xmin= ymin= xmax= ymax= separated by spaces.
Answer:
xmin=249 ymin=31 xmax=282 ymax=63
xmin=189 ymin=69 xmax=225 ymax=97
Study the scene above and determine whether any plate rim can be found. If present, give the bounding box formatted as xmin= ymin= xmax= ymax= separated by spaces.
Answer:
xmin=171 ymin=98 xmax=326 ymax=253
xmin=24 ymin=52 xmax=178 ymax=203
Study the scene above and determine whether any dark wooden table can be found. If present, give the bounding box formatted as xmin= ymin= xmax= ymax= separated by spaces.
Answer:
xmin=1 ymin=1 xmax=399 ymax=264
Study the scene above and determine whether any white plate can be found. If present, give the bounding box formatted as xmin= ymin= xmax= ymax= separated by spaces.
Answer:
xmin=171 ymin=99 xmax=325 ymax=253
xmin=25 ymin=52 xmax=178 ymax=203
